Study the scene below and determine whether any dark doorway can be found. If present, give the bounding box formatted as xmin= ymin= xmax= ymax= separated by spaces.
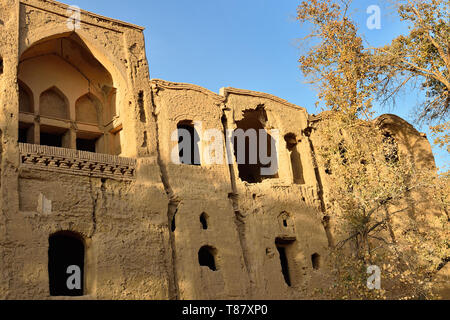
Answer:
xmin=276 ymin=245 xmax=291 ymax=286
xmin=276 ymin=238 xmax=296 ymax=287
xmin=48 ymin=232 xmax=85 ymax=296
xmin=198 ymin=246 xmax=217 ymax=271
xmin=178 ymin=121 xmax=201 ymax=166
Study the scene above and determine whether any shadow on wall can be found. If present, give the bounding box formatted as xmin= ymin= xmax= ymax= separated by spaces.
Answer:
xmin=284 ymin=133 xmax=305 ymax=185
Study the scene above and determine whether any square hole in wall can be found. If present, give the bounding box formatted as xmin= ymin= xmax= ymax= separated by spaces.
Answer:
xmin=19 ymin=122 xmax=34 ymax=144
xmin=40 ymin=125 xmax=68 ymax=148
xmin=77 ymin=131 xmax=102 ymax=153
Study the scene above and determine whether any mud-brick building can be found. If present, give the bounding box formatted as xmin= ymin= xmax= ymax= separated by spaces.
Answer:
xmin=0 ymin=0 xmax=440 ymax=299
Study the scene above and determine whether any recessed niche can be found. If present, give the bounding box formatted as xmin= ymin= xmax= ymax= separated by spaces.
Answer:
xmin=311 ymin=253 xmax=321 ymax=270
xmin=200 ymin=212 xmax=208 ymax=230
xmin=198 ymin=245 xmax=217 ymax=271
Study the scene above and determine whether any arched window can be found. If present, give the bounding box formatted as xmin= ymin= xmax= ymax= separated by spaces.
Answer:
xmin=200 ymin=212 xmax=208 ymax=230
xmin=278 ymin=211 xmax=295 ymax=232
xmin=48 ymin=231 xmax=85 ymax=297
xmin=198 ymin=246 xmax=217 ymax=271
xmin=40 ymin=87 xmax=69 ymax=120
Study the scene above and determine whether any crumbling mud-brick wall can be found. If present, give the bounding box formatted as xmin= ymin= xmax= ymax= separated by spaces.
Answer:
xmin=151 ymin=79 xmax=251 ymax=300
xmin=150 ymin=80 xmax=332 ymax=299
xmin=220 ymin=88 xmax=331 ymax=299
xmin=0 ymin=0 xmax=441 ymax=300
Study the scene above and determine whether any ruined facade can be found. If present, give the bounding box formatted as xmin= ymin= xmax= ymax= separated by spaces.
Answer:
xmin=0 ymin=0 xmax=443 ymax=299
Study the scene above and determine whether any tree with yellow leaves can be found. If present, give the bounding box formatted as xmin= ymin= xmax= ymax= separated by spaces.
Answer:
xmin=297 ymin=0 xmax=449 ymax=299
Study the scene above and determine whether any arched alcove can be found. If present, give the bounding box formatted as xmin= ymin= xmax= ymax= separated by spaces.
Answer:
xmin=76 ymin=93 xmax=101 ymax=124
xmin=278 ymin=211 xmax=295 ymax=232
xmin=40 ymin=87 xmax=69 ymax=120
xmin=19 ymin=80 xmax=34 ymax=113
xmin=75 ymin=93 xmax=103 ymax=152
xmin=48 ymin=231 xmax=85 ymax=297
xmin=18 ymin=33 xmax=120 ymax=154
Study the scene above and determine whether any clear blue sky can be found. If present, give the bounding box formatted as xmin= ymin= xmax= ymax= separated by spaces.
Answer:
xmin=69 ymin=0 xmax=448 ymax=169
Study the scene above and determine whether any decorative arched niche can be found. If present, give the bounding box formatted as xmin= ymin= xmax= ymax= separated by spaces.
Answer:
xmin=40 ymin=86 xmax=69 ymax=120
xmin=76 ymin=93 xmax=101 ymax=125
xmin=17 ymin=33 xmax=122 ymax=154
xmin=278 ymin=211 xmax=295 ymax=236
xmin=18 ymin=80 xmax=35 ymax=143
xmin=19 ymin=80 xmax=34 ymax=114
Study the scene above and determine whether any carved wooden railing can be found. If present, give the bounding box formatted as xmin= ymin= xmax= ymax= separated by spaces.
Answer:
xmin=19 ymin=143 xmax=136 ymax=181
